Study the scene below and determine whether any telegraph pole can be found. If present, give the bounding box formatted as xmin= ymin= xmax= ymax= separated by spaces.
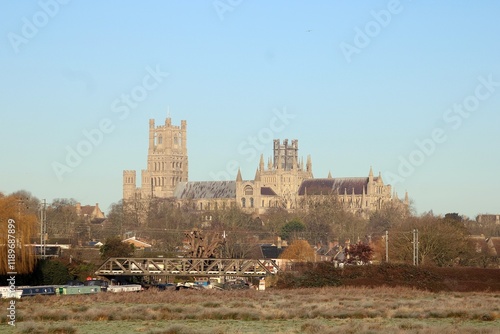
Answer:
xmin=416 ymin=229 xmax=419 ymax=266
xmin=40 ymin=199 xmax=47 ymax=259
xmin=412 ymin=229 xmax=419 ymax=266
xmin=385 ymin=230 xmax=389 ymax=263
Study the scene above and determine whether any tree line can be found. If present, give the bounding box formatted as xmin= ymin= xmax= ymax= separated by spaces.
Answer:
xmin=1 ymin=190 xmax=499 ymax=276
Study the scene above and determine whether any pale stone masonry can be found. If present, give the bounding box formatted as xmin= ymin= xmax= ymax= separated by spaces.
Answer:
xmin=123 ymin=117 xmax=188 ymax=200
xmin=124 ymin=116 xmax=407 ymax=216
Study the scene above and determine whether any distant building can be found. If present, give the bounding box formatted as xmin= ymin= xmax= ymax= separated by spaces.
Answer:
xmin=88 ymin=241 xmax=104 ymax=248
xmin=122 ymin=236 xmax=152 ymax=250
xmin=477 ymin=214 xmax=500 ymax=225
xmin=123 ymin=118 xmax=188 ymax=200
xmin=123 ymin=116 xmax=408 ymax=217
xmin=469 ymin=235 xmax=500 ymax=258
xmin=76 ymin=202 xmax=105 ymax=223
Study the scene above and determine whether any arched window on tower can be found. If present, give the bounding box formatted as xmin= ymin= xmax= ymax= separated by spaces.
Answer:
xmin=241 ymin=198 xmax=246 ymax=208
xmin=250 ymin=197 xmax=254 ymax=208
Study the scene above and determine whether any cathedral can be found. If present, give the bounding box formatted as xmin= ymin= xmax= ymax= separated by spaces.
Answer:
xmin=123 ymin=117 xmax=407 ymax=216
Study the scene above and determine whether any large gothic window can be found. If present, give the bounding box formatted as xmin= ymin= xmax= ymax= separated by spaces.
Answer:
xmin=244 ymin=185 xmax=253 ymax=196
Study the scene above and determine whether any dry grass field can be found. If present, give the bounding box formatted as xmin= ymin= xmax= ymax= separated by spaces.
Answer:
xmin=1 ymin=285 xmax=499 ymax=334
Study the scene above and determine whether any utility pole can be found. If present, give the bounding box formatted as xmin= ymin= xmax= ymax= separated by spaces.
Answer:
xmin=412 ymin=229 xmax=419 ymax=266
xmin=40 ymin=199 xmax=47 ymax=259
xmin=385 ymin=230 xmax=389 ymax=263
xmin=416 ymin=229 xmax=419 ymax=266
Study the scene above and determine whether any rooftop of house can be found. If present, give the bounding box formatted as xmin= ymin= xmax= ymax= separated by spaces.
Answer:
xmin=260 ymin=244 xmax=286 ymax=259
xmin=76 ymin=202 xmax=105 ymax=218
xmin=122 ymin=236 xmax=152 ymax=248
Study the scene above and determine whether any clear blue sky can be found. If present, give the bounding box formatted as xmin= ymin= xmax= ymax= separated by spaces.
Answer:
xmin=1 ymin=1 xmax=499 ymax=218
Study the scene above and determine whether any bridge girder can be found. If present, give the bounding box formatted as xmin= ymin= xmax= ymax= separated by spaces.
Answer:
xmin=95 ymin=257 xmax=280 ymax=278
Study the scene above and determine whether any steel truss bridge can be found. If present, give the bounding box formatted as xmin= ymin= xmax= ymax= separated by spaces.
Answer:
xmin=95 ymin=257 xmax=280 ymax=278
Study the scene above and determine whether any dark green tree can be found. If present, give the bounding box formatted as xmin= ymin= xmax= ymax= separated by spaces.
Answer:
xmin=280 ymin=219 xmax=306 ymax=242
xmin=28 ymin=259 xmax=73 ymax=285
xmin=100 ymin=236 xmax=135 ymax=259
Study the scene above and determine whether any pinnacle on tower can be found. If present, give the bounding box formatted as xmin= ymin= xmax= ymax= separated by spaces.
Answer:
xmin=259 ymin=154 xmax=265 ymax=171
xmin=236 ymin=168 xmax=242 ymax=182
xmin=254 ymin=168 xmax=261 ymax=182
xmin=327 ymin=170 xmax=332 ymax=179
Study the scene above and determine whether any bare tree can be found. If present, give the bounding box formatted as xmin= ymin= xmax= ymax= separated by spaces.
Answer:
xmin=390 ymin=213 xmax=473 ymax=266
xmin=185 ymin=228 xmax=223 ymax=258
xmin=45 ymin=198 xmax=79 ymax=240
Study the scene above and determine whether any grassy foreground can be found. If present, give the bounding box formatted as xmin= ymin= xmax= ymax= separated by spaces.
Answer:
xmin=1 ymin=286 xmax=499 ymax=334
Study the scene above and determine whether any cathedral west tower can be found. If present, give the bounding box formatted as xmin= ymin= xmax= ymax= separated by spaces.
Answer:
xmin=123 ymin=117 xmax=188 ymax=200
